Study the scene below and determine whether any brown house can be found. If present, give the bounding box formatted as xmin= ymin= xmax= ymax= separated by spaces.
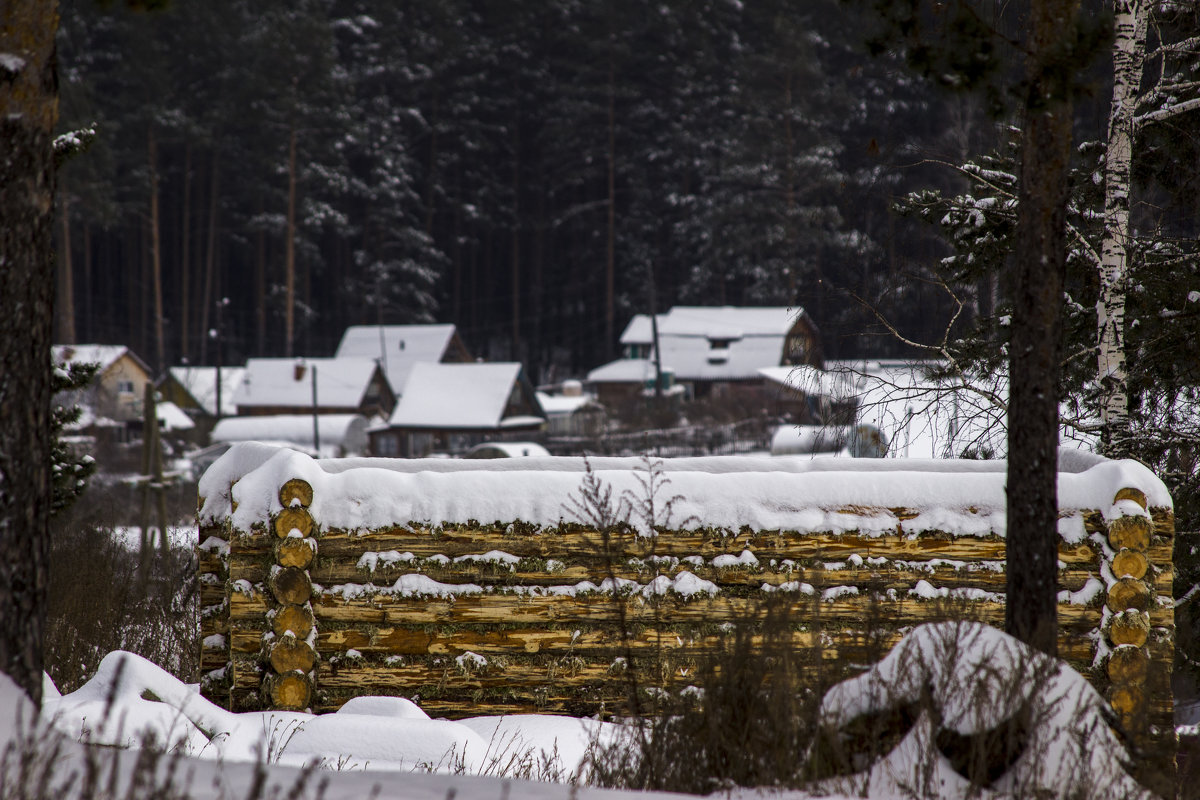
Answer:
xmin=232 ymin=358 xmax=396 ymax=420
xmin=369 ymin=362 xmax=544 ymax=457
xmin=586 ymin=306 xmax=823 ymax=416
xmin=52 ymin=344 xmax=154 ymax=428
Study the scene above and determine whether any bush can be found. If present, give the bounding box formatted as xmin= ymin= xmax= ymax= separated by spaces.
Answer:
xmin=44 ymin=480 xmax=199 ymax=694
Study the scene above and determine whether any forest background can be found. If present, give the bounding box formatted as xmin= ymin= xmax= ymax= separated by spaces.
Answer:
xmin=55 ymin=0 xmax=1034 ymax=382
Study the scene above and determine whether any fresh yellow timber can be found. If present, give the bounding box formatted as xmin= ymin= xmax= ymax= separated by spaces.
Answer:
xmin=1107 ymin=646 xmax=1151 ymax=684
xmin=278 ymin=478 xmax=314 ymax=509
xmin=269 ymin=566 xmax=313 ymax=605
xmin=269 ymin=636 xmax=317 ymax=674
xmin=1108 ymin=516 xmax=1152 ymax=552
xmin=1106 ymin=578 xmax=1152 ymax=613
xmin=276 ymin=536 xmax=315 ymax=570
xmin=312 ymin=527 xmax=1104 ymax=566
xmin=1112 ymin=549 xmax=1149 ymax=580
xmin=272 ymin=507 xmax=314 ymax=539
xmin=268 ymin=672 xmax=312 ymax=710
xmin=1114 ymin=488 xmax=1148 ymax=510
xmin=272 ymin=603 xmax=315 ymax=639
xmin=1108 ymin=610 xmax=1150 ymax=648
xmin=231 ymin=559 xmax=1101 ymax=594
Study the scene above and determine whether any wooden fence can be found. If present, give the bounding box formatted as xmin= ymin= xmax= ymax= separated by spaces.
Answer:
xmin=197 ymin=444 xmax=1174 ymax=761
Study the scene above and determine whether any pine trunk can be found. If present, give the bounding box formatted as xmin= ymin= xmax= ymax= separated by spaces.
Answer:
xmin=57 ymin=179 xmax=75 ymax=343
xmin=1006 ymin=0 xmax=1080 ymax=656
xmin=285 ymin=125 xmax=298 ymax=358
xmin=1097 ymin=0 xmax=1146 ymax=458
xmin=148 ymin=124 xmax=165 ymax=374
xmin=199 ymin=157 xmax=219 ymax=365
xmin=180 ymin=143 xmax=192 ymax=363
xmin=0 ymin=0 xmax=59 ymax=707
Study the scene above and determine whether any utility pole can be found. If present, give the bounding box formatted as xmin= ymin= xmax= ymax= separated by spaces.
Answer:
xmin=213 ymin=296 xmax=229 ymax=421
xmin=311 ymin=364 xmax=320 ymax=454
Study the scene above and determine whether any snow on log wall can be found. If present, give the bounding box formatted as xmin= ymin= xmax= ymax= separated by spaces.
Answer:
xmin=196 ymin=444 xmax=1174 ymax=751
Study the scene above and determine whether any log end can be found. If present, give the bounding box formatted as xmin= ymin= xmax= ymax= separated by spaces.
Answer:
xmin=268 ymin=672 xmax=313 ymax=710
xmin=270 ymin=566 xmax=314 ymax=606
xmin=276 ymin=536 xmax=316 ymax=569
xmin=272 ymin=603 xmax=316 ymax=640
xmin=1107 ymin=610 xmax=1150 ymax=648
xmin=1111 ymin=548 xmax=1148 ymax=581
xmin=1106 ymin=577 xmax=1151 ymax=614
xmin=1107 ymin=515 xmax=1151 ymax=552
xmin=273 ymin=507 xmax=315 ymax=539
xmin=279 ymin=478 xmax=314 ymax=509
xmin=1113 ymin=487 xmax=1148 ymax=511
xmin=1106 ymin=645 xmax=1150 ymax=685
xmin=269 ymin=636 xmax=317 ymax=674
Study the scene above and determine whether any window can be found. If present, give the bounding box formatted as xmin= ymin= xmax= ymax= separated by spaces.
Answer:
xmin=708 ymin=338 xmax=734 ymax=351
xmin=116 ymin=379 xmax=135 ymax=395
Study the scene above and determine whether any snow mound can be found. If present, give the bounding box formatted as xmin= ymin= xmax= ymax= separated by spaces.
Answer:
xmin=811 ymin=621 xmax=1151 ymax=800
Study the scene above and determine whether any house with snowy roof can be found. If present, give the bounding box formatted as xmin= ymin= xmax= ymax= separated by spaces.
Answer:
xmin=333 ymin=324 xmax=472 ymax=396
xmin=369 ymin=362 xmax=545 ymax=457
xmin=586 ymin=306 xmax=822 ymax=416
xmin=232 ymin=358 xmax=396 ymax=421
xmin=52 ymin=344 xmax=154 ymax=430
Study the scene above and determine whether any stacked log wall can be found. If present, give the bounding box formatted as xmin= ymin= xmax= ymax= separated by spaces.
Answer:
xmin=197 ymin=454 xmax=1174 ymax=782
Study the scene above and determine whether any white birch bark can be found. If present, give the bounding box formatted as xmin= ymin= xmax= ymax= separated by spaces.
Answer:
xmin=1096 ymin=0 xmax=1147 ymax=456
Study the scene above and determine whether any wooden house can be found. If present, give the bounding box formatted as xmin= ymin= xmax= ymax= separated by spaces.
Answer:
xmin=334 ymin=324 xmax=472 ymax=396
xmin=586 ymin=306 xmax=823 ymax=415
xmin=369 ymin=362 xmax=545 ymax=457
xmin=52 ymin=344 xmax=154 ymax=436
xmin=232 ymin=358 xmax=395 ymax=420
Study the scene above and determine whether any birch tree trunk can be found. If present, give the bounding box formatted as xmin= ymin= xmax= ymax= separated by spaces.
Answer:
xmin=1097 ymin=0 xmax=1147 ymax=458
xmin=0 ymin=0 xmax=59 ymax=707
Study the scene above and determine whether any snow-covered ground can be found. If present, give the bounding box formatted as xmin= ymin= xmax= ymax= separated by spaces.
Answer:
xmin=1 ymin=623 xmax=1153 ymax=800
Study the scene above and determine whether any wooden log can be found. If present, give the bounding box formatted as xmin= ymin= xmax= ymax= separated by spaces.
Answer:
xmin=279 ymin=478 xmax=314 ymax=508
xmin=1106 ymin=646 xmax=1150 ymax=685
xmin=269 ymin=636 xmax=317 ymax=674
xmin=1107 ymin=515 xmax=1151 ymax=552
xmin=268 ymin=671 xmax=312 ymax=710
xmin=231 ymin=558 xmax=1101 ymax=595
xmin=272 ymin=603 xmax=315 ymax=639
xmin=307 ymin=527 xmax=1105 ymax=569
xmin=269 ymin=566 xmax=313 ymax=605
xmin=1108 ymin=610 xmax=1150 ymax=648
xmin=273 ymin=507 xmax=314 ymax=539
xmin=276 ymin=536 xmax=316 ymax=570
xmin=1111 ymin=549 xmax=1148 ymax=580
xmin=1114 ymin=488 xmax=1148 ymax=510
xmin=1106 ymin=578 xmax=1151 ymax=613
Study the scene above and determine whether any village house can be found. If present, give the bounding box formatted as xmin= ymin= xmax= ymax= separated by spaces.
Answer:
xmin=536 ymin=380 xmax=607 ymax=438
xmin=157 ymin=365 xmax=246 ymax=441
xmin=231 ymin=357 xmax=396 ymax=420
xmin=369 ymin=362 xmax=545 ymax=457
xmin=334 ymin=324 xmax=472 ymax=396
xmin=586 ymin=306 xmax=823 ymax=418
xmin=52 ymin=344 xmax=154 ymax=439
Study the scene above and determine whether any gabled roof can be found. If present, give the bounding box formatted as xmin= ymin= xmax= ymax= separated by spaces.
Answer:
xmin=334 ymin=324 xmax=461 ymax=394
xmin=52 ymin=344 xmax=150 ymax=376
xmin=387 ymin=362 xmax=539 ymax=429
xmin=620 ymin=306 xmax=804 ymax=344
xmin=233 ymin=358 xmax=384 ymax=410
xmin=167 ymin=366 xmax=246 ymax=417
xmin=605 ymin=306 xmax=809 ymax=381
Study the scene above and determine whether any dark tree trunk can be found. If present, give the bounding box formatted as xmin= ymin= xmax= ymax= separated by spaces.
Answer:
xmin=1005 ymin=0 xmax=1079 ymax=656
xmin=0 ymin=0 xmax=59 ymax=707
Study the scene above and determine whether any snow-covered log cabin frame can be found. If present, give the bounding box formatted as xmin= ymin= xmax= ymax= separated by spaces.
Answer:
xmin=196 ymin=444 xmax=1173 ymax=758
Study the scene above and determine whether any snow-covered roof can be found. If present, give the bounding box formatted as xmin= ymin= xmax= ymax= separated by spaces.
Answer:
xmin=535 ymin=392 xmax=598 ymax=416
xmin=156 ymin=400 xmax=195 ymax=432
xmin=620 ymin=306 xmax=804 ymax=344
xmin=52 ymin=344 xmax=148 ymax=376
xmin=334 ymin=325 xmax=460 ymax=394
xmin=211 ymin=414 xmax=370 ymax=457
xmin=463 ymin=441 xmax=552 ymax=458
xmin=759 ymin=365 xmax=856 ymax=400
xmin=387 ymin=362 xmax=540 ymax=430
xmin=601 ymin=307 xmax=807 ymax=382
xmin=232 ymin=358 xmax=384 ymax=411
xmin=199 ymin=443 xmax=1172 ymax=534
xmin=168 ymin=366 xmax=246 ymax=417
xmin=586 ymin=358 xmax=655 ymax=384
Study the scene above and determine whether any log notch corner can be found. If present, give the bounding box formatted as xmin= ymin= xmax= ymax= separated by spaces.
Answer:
xmin=263 ymin=478 xmax=319 ymax=710
xmin=1103 ymin=486 xmax=1172 ymax=762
